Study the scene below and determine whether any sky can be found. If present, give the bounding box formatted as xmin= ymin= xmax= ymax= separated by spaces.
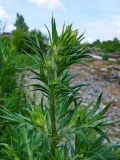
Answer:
xmin=0 ymin=0 xmax=120 ymax=42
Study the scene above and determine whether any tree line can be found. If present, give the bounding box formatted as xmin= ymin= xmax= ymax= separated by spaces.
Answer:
xmin=1 ymin=13 xmax=48 ymax=54
xmin=89 ymin=38 xmax=120 ymax=53
xmin=1 ymin=13 xmax=120 ymax=55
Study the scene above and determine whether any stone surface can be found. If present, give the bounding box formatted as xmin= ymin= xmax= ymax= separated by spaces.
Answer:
xmin=71 ymin=60 xmax=120 ymax=143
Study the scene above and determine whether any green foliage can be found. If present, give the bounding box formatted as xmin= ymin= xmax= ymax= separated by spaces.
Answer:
xmin=0 ymin=127 xmax=50 ymax=160
xmin=12 ymin=13 xmax=28 ymax=53
xmin=0 ymin=34 xmax=27 ymax=107
xmin=101 ymin=38 xmax=120 ymax=53
xmin=115 ymin=149 xmax=120 ymax=159
xmin=0 ymin=33 xmax=29 ymax=150
xmin=11 ymin=29 xmax=48 ymax=54
xmin=12 ymin=29 xmax=27 ymax=53
xmin=102 ymin=52 xmax=109 ymax=61
xmin=90 ymin=38 xmax=120 ymax=53
xmin=0 ymin=17 xmax=119 ymax=160
xmin=24 ymin=29 xmax=48 ymax=54
xmin=14 ymin=13 xmax=29 ymax=31
xmin=11 ymin=13 xmax=48 ymax=54
xmin=0 ymin=35 xmax=17 ymax=101
xmin=15 ymin=54 xmax=34 ymax=68
xmin=116 ymin=58 xmax=120 ymax=65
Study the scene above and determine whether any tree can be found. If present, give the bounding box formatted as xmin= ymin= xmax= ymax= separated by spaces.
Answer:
xmin=92 ymin=39 xmax=101 ymax=46
xmin=12 ymin=13 xmax=29 ymax=52
xmin=14 ymin=13 xmax=29 ymax=31
xmin=12 ymin=29 xmax=27 ymax=53
xmin=91 ymin=38 xmax=120 ymax=53
xmin=12 ymin=13 xmax=48 ymax=53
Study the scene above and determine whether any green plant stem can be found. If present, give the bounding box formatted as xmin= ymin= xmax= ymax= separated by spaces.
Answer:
xmin=75 ymin=134 xmax=78 ymax=154
xmin=75 ymin=117 xmax=81 ymax=159
xmin=50 ymin=89 xmax=57 ymax=154
xmin=24 ymin=128 xmax=33 ymax=160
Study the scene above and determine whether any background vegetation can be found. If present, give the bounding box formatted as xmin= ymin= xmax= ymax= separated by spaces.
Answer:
xmin=89 ymin=38 xmax=120 ymax=53
xmin=2 ymin=13 xmax=120 ymax=56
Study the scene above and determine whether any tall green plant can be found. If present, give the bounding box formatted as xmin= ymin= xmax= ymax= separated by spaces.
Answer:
xmin=0 ymin=17 xmax=119 ymax=160
xmin=0 ymin=34 xmax=29 ymax=149
xmin=0 ymin=35 xmax=17 ymax=103
xmin=0 ymin=35 xmax=27 ymax=109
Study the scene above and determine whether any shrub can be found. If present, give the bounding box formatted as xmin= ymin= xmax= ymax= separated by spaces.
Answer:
xmin=102 ymin=52 xmax=109 ymax=61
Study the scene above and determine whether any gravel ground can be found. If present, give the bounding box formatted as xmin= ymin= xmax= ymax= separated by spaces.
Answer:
xmin=71 ymin=60 xmax=120 ymax=143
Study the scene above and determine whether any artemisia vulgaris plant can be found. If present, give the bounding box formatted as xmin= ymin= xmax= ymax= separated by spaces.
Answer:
xmin=0 ymin=17 xmax=119 ymax=160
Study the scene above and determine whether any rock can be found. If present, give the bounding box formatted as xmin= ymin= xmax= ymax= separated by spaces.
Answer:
xmin=101 ymin=68 xmax=107 ymax=72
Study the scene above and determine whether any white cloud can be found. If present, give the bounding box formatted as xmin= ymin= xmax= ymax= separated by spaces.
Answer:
xmin=84 ymin=16 xmax=120 ymax=41
xmin=0 ymin=5 xmax=10 ymax=19
xmin=87 ymin=37 xmax=94 ymax=43
xmin=28 ymin=0 xmax=64 ymax=9
xmin=6 ymin=24 xmax=16 ymax=32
